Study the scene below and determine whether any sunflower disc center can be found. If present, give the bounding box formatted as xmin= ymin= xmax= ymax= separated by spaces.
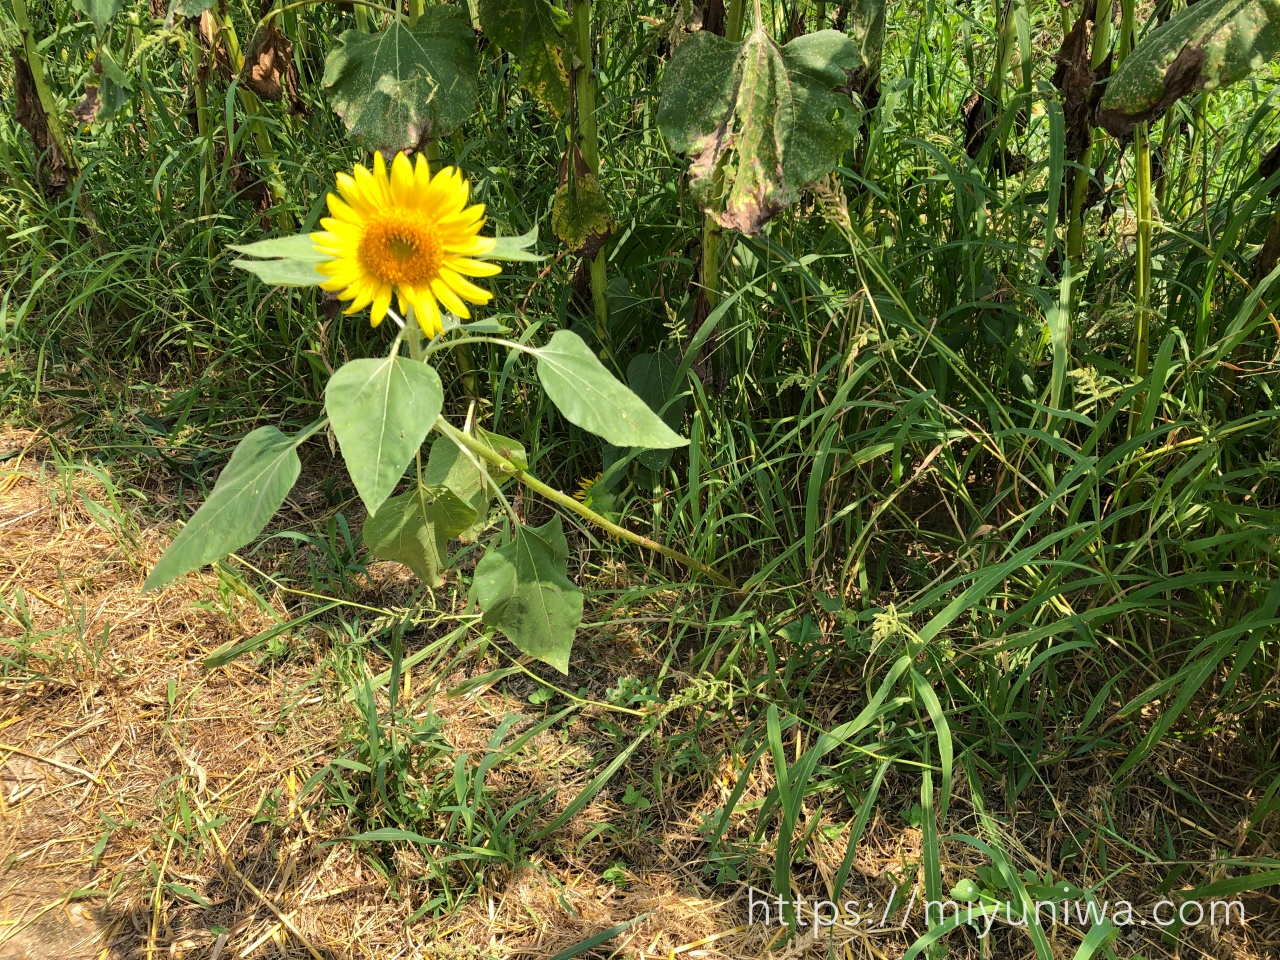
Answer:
xmin=358 ymin=212 xmax=444 ymax=287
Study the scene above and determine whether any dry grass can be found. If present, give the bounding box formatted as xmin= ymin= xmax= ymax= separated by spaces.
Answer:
xmin=2 ymin=423 xmax=1278 ymax=960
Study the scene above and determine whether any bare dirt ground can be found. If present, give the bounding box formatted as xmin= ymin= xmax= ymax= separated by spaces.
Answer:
xmin=2 ymin=423 xmax=1278 ymax=959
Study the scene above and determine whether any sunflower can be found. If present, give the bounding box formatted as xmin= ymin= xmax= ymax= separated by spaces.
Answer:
xmin=311 ymin=151 xmax=501 ymax=337
xmin=574 ymin=472 xmax=603 ymax=503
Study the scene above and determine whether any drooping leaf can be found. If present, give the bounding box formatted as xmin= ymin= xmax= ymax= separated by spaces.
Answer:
xmin=323 ymin=6 xmax=479 ymax=151
xmin=324 ymin=358 xmax=444 ymax=517
xmin=424 ymin=440 xmax=486 ymax=542
xmin=143 ymin=427 xmax=303 ymax=590
xmin=1098 ymin=0 xmax=1280 ymax=138
xmin=363 ymin=483 xmax=476 ymax=585
xmin=627 ymin=351 xmax=688 ymax=471
xmin=74 ymin=0 xmax=122 ymax=35
xmin=240 ymin=19 xmax=302 ymax=110
xmin=657 ymin=27 xmax=860 ymax=234
xmin=551 ymin=174 xmax=616 ymax=257
xmin=533 ymin=330 xmax=688 ymax=449
xmin=74 ymin=48 xmax=134 ymax=125
xmin=471 ymin=516 xmax=583 ymax=673
xmin=477 ymin=0 xmax=572 ymax=116
xmin=230 ymin=231 xmax=327 ymax=287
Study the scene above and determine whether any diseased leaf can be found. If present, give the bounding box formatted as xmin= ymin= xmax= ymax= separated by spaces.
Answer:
xmin=471 ymin=516 xmax=583 ymax=674
xmin=477 ymin=0 xmax=572 ymax=116
xmin=143 ymin=427 xmax=303 ymax=590
xmin=657 ymin=27 xmax=860 ymax=234
xmin=552 ymin=173 xmax=616 ymax=258
xmin=169 ymin=0 xmax=213 ymax=18
xmin=533 ymin=330 xmax=688 ymax=449
xmin=323 ymin=6 xmax=479 ymax=152
xmin=1099 ymin=0 xmax=1280 ymax=138
xmin=364 ymin=483 xmax=476 ymax=585
xmin=324 ymin=358 xmax=444 ymax=517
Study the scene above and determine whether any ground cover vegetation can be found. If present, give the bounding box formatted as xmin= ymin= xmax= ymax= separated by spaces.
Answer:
xmin=2 ymin=0 xmax=1280 ymax=957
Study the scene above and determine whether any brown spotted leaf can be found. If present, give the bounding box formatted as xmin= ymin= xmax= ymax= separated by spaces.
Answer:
xmin=477 ymin=0 xmax=571 ymax=117
xmin=323 ymin=5 xmax=479 ymax=151
xmin=1099 ymin=0 xmax=1280 ymax=138
xmin=657 ymin=26 xmax=860 ymax=235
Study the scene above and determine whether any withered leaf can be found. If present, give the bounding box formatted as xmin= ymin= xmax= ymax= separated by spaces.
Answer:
xmin=657 ymin=26 xmax=860 ymax=235
xmin=239 ymin=19 xmax=304 ymax=112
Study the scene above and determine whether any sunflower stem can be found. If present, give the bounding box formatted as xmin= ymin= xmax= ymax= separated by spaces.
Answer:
xmin=433 ymin=417 xmax=737 ymax=590
xmin=571 ymin=0 xmax=610 ymax=346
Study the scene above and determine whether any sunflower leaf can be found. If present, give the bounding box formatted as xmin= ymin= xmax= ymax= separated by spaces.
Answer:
xmin=325 ymin=358 xmax=444 ymax=517
xmin=1098 ymin=0 xmax=1280 ymax=138
xmin=475 ymin=227 xmax=544 ymax=262
xmin=230 ymin=232 xmax=327 ymax=287
xmin=363 ymin=483 xmax=476 ymax=585
xmin=657 ymin=27 xmax=860 ymax=234
xmin=533 ymin=331 xmax=688 ymax=449
xmin=471 ymin=516 xmax=583 ymax=674
xmin=144 ymin=427 xmax=304 ymax=591
xmin=476 ymin=0 xmax=572 ymax=117
xmin=323 ymin=6 xmax=479 ymax=152
xmin=627 ymin=351 xmax=688 ymax=472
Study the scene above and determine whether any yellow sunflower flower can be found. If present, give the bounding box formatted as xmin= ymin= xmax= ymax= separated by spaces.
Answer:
xmin=574 ymin=472 xmax=603 ymax=503
xmin=311 ymin=151 xmax=502 ymax=337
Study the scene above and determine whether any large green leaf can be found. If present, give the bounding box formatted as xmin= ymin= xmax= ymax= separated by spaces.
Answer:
xmin=477 ymin=0 xmax=572 ymax=116
xmin=423 ymin=428 xmax=527 ymax=541
xmin=471 ymin=516 xmax=583 ymax=674
xmin=324 ymin=358 xmax=443 ymax=517
xmin=1098 ymin=0 xmax=1280 ymax=137
xmin=143 ymin=427 xmax=303 ymax=591
xmin=323 ymin=6 xmax=479 ymax=151
xmin=657 ymin=27 xmax=860 ymax=234
xmin=627 ymin=351 xmax=688 ymax=472
xmin=363 ymin=483 xmax=476 ymax=585
xmin=533 ymin=330 xmax=688 ymax=449
xmin=73 ymin=0 xmax=121 ymax=34
xmin=230 ymin=232 xmax=327 ymax=287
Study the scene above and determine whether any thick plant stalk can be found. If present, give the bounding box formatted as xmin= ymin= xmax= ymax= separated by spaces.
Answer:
xmin=571 ymin=0 xmax=609 ymax=335
xmin=1117 ymin=0 xmax=1153 ymax=434
xmin=11 ymin=0 xmax=98 ymax=228
xmin=217 ymin=13 xmax=292 ymax=230
xmin=1066 ymin=0 xmax=1113 ymax=283
xmin=698 ymin=0 xmax=747 ymax=314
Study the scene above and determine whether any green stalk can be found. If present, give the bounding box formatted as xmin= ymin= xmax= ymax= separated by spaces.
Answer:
xmin=434 ymin=417 xmax=737 ymax=589
xmin=698 ymin=0 xmax=746 ymax=315
xmin=218 ymin=14 xmax=293 ymax=231
xmin=572 ymin=0 xmax=609 ymax=336
xmin=11 ymin=0 xmax=99 ymax=228
xmin=1066 ymin=0 xmax=1113 ymax=284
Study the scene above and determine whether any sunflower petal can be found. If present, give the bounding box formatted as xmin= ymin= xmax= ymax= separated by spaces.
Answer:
xmin=430 ymin=277 xmax=470 ymax=317
xmin=439 ymin=268 xmax=493 ymax=304
xmin=443 ymin=256 xmax=502 ymax=278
